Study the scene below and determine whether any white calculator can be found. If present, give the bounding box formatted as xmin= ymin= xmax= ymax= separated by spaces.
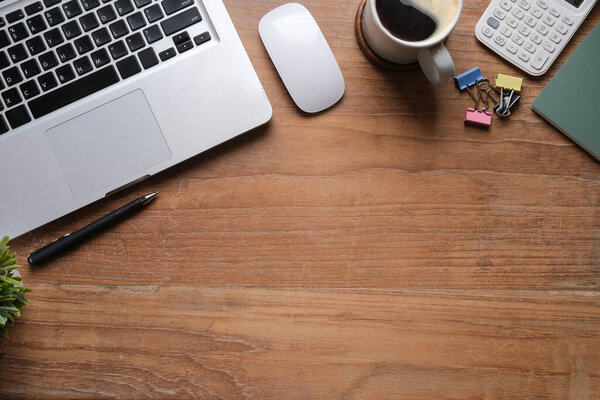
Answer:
xmin=475 ymin=0 xmax=597 ymax=76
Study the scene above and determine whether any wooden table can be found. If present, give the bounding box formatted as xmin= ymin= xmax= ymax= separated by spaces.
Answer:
xmin=2 ymin=1 xmax=599 ymax=398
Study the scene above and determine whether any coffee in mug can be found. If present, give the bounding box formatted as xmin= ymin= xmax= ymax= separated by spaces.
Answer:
xmin=375 ymin=0 xmax=460 ymax=42
xmin=360 ymin=0 xmax=463 ymax=86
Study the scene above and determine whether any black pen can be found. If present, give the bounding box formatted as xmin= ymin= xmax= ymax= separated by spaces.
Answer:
xmin=28 ymin=192 xmax=158 ymax=267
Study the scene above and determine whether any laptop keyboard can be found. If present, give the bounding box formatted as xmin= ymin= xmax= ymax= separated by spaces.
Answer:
xmin=0 ymin=0 xmax=211 ymax=134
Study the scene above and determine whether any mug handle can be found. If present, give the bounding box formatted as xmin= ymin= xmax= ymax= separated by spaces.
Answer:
xmin=417 ymin=43 xmax=455 ymax=87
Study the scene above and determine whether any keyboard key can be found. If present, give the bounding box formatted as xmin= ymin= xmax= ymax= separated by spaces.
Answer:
xmin=0 ymin=116 xmax=8 ymax=134
xmin=21 ymin=59 xmax=41 ymax=78
xmin=29 ymin=65 xmax=119 ymax=118
xmin=25 ymin=2 xmax=44 ymax=16
xmin=549 ymin=31 xmax=561 ymax=44
xmin=43 ymin=0 xmax=62 ymax=7
xmin=108 ymin=39 xmax=127 ymax=59
xmin=74 ymin=35 xmax=93 ymax=54
xmin=160 ymin=7 xmax=201 ymax=36
xmin=79 ymin=12 xmax=99 ymax=31
xmin=7 ymin=10 xmax=25 ymax=24
xmin=0 ymin=18 xmax=5 ymax=28
xmin=62 ymin=20 xmax=82 ymax=39
xmin=536 ymin=0 xmax=548 ymax=8
xmin=176 ymin=39 xmax=192 ymax=53
xmin=37 ymin=71 xmax=58 ymax=91
xmin=524 ymin=41 xmax=536 ymax=53
xmin=45 ymin=7 xmax=65 ymax=26
xmin=530 ymin=32 xmax=543 ymax=44
xmin=26 ymin=15 xmax=47 ymax=34
xmin=548 ymin=6 xmax=560 ymax=17
xmin=73 ymin=55 xmax=92 ymax=75
xmin=55 ymin=64 xmax=75 ymax=83
xmin=8 ymin=43 xmax=28 ymax=63
xmin=499 ymin=0 xmax=512 ymax=11
xmin=127 ymin=12 xmax=146 ymax=30
xmin=115 ymin=0 xmax=134 ymax=16
xmin=511 ymin=7 xmax=524 ymax=19
xmin=81 ymin=0 xmax=101 ymax=11
xmin=512 ymin=33 xmax=524 ymax=45
xmin=125 ymin=32 xmax=144 ymax=51
xmin=172 ymin=31 xmax=189 ymax=45
xmin=19 ymin=80 xmax=40 ymax=99
xmin=481 ymin=25 xmax=493 ymax=38
xmin=531 ymin=7 xmax=543 ymax=18
xmin=555 ymin=23 xmax=568 ymax=35
xmin=524 ymin=16 xmax=536 ymax=27
xmin=143 ymin=24 xmax=162 ymax=43
xmin=0 ymin=66 xmax=22 ymax=90
xmin=109 ymin=19 xmax=128 ymax=38
xmin=562 ymin=15 xmax=573 ymax=26
xmin=493 ymin=35 xmax=506 ymax=46
xmin=144 ymin=4 xmax=164 ymax=23
xmin=158 ymin=47 xmax=175 ymax=61
xmin=193 ymin=31 xmax=210 ymax=45
xmin=542 ymin=14 xmax=555 ymax=26
xmin=5 ymin=105 xmax=31 ymax=129
xmin=518 ymin=0 xmax=530 ymax=10
xmin=542 ymin=40 xmax=555 ymax=52
xmin=0 ymin=31 xmax=10 ymax=48
xmin=161 ymin=0 xmax=193 ymax=15
xmin=97 ymin=5 xmax=117 ymax=23
xmin=56 ymin=42 xmax=76 ymax=61
xmin=0 ymin=52 xmax=10 ymax=69
xmin=9 ymin=22 xmax=30 ymax=41
xmin=90 ymin=47 xmax=110 ymax=67
xmin=2 ymin=87 xmax=22 ymax=106
xmin=63 ymin=1 xmax=83 ymax=18
xmin=38 ymin=50 xmax=58 ymax=69
xmin=25 ymin=36 xmax=46 ymax=56
xmin=134 ymin=0 xmax=151 ymax=8
xmin=517 ymin=24 xmax=530 ymax=36
xmin=531 ymin=49 xmax=549 ymax=70
xmin=492 ymin=8 xmax=505 ymax=20
xmin=92 ymin=27 xmax=111 ymax=46
xmin=116 ymin=54 xmax=140 ymax=78
xmin=44 ymin=27 xmax=64 ymax=46
xmin=138 ymin=47 xmax=157 ymax=69
xmin=486 ymin=16 xmax=499 ymax=29
xmin=536 ymin=23 xmax=549 ymax=35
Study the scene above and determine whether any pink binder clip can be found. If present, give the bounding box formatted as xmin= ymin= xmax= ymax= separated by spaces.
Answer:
xmin=465 ymin=108 xmax=492 ymax=128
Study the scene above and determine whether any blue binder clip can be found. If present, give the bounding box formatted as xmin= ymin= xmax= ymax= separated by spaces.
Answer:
xmin=454 ymin=67 xmax=484 ymax=91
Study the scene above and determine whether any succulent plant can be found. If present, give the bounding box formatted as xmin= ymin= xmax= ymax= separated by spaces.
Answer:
xmin=0 ymin=236 xmax=31 ymax=339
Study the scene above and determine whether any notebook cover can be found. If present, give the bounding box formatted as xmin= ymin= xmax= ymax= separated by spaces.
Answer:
xmin=531 ymin=22 xmax=600 ymax=161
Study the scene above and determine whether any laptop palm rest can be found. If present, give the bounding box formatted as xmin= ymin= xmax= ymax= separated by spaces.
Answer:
xmin=46 ymin=90 xmax=172 ymax=199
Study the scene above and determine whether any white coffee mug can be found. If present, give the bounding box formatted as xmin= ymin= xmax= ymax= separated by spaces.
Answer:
xmin=361 ymin=0 xmax=463 ymax=86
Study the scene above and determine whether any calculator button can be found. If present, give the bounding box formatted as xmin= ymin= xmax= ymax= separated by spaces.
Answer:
xmin=487 ymin=17 xmax=500 ymax=29
xmin=511 ymin=7 xmax=524 ymax=18
xmin=536 ymin=0 xmax=548 ymax=9
xmin=494 ymin=35 xmax=506 ymax=46
xmin=506 ymin=16 xmax=518 ymax=27
xmin=493 ymin=8 xmax=506 ymax=20
xmin=500 ymin=25 xmax=512 ymax=37
xmin=506 ymin=42 xmax=518 ymax=54
xmin=481 ymin=25 xmax=494 ymax=37
xmin=524 ymin=41 xmax=536 ymax=53
xmin=530 ymin=32 xmax=542 ymax=43
xmin=517 ymin=24 xmax=530 ymax=36
xmin=524 ymin=16 xmax=536 ymax=27
xmin=512 ymin=33 xmax=524 ymax=45
xmin=499 ymin=0 xmax=512 ymax=11
xmin=549 ymin=32 xmax=561 ymax=43
xmin=535 ymin=23 xmax=549 ymax=35
xmin=542 ymin=40 xmax=555 ymax=52
xmin=518 ymin=50 xmax=530 ymax=62
xmin=518 ymin=0 xmax=530 ymax=10
xmin=561 ymin=15 xmax=573 ymax=26
xmin=531 ymin=50 xmax=549 ymax=70
xmin=555 ymin=23 xmax=568 ymax=34
xmin=531 ymin=7 xmax=543 ymax=18
xmin=542 ymin=14 xmax=555 ymax=26
xmin=548 ymin=7 xmax=560 ymax=17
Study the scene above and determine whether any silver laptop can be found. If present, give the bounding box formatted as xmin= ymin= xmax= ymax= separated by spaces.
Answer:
xmin=0 ymin=0 xmax=272 ymax=238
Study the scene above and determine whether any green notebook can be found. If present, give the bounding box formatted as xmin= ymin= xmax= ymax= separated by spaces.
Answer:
xmin=531 ymin=22 xmax=600 ymax=162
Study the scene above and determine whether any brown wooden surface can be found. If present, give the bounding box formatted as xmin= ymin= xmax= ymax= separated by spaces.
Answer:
xmin=1 ymin=1 xmax=599 ymax=398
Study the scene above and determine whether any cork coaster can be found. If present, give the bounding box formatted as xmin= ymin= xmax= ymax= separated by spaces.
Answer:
xmin=354 ymin=0 xmax=418 ymax=71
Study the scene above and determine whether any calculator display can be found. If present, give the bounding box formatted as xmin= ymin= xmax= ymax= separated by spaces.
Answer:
xmin=563 ymin=0 xmax=584 ymax=8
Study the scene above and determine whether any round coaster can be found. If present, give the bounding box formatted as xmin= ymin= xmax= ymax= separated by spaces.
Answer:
xmin=354 ymin=0 xmax=418 ymax=71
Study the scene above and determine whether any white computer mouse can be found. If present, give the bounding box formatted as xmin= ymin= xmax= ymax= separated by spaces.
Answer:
xmin=259 ymin=3 xmax=345 ymax=113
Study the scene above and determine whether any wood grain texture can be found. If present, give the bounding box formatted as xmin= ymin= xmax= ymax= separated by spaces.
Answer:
xmin=1 ymin=0 xmax=599 ymax=398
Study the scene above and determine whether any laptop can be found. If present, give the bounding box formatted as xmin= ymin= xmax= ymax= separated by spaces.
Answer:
xmin=0 ymin=0 xmax=272 ymax=238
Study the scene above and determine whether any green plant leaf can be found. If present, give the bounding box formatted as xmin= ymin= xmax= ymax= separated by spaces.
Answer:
xmin=0 ymin=236 xmax=31 ymax=339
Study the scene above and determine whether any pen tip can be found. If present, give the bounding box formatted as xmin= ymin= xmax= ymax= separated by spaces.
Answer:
xmin=141 ymin=192 xmax=159 ymax=204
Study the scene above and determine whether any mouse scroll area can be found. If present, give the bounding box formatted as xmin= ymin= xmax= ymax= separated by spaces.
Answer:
xmin=46 ymin=90 xmax=172 ymax=199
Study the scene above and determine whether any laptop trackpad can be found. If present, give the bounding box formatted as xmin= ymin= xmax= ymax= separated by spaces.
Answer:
xmin=46 ymin=90 xmax=172 ymax=199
